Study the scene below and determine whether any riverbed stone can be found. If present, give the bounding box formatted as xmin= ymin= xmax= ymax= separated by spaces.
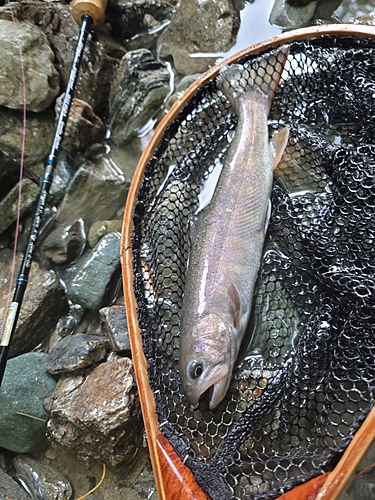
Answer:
xmin=66 ymin=232 xmax=121 ymax=310
xmin=108 ymin=48 xmax=171 ymax=144
xmin=0 ymin=352 xmax=57 ymax=453
xmin=0 ymin=179 xmax=39 ymax=235
xmin=55 ymin=97 xmax=106 ymax=155
xmin=99 ymin=305 xmax=131 ymax=352
xmin=56 ymin=157 xmax=129 ymax=230
xmin=48 ymin=151 xmax=76 ymax=204
xmin=13 ymin=455 xmax=73 ymax=500
xmin=156 ymin=0 xmax=240 ymax=75
xmin=41 ymin=218 xmax=86 ymax=265
xmin=46 ymin=358 xmax=143 ymax=467
xmin=0 ymin=106 xmax=54 ymax=168
xmin=0 ymin=467 xmax=32 ymax=500
xmin=45 ymin=333 xmax=110 ymax=374
xmin=0 ymin=20 xmax=60 ymax=112
xmin=88 ymin=219 xmax=123 ymax=248
xmin=0 ymin=249 xmax=70 ymax=357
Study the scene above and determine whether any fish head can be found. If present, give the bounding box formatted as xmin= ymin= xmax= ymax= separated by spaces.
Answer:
xmin=179 ymin=314 xmax=238 ymax=410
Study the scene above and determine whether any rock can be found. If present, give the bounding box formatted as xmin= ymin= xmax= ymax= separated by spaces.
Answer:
xmin=13 ymin=455 xmax=73 ymax=500
xmin=99 ymin=305 xmax=131 ymax=352
xmin=41 ymin=219 xmax=86 ymax=265
xmin=0 ymin=249 xmax=70 ymax=357
xmin=0 ymin=179 xmax=39 ymax=235
xmin=156 ymin=0 xmax=240 ymax=75
xmin=0 ymin=106 xmax=54 ymax=168
xmin=269 ymin=0 xmax=317 ymax=28
xmin=46 ymin=358 xmax=143 ymax=467
xmin=88 ymin=219 xmax=123 ymax=248
xmin=0 ymin=352 xmax=57 ymax=453
xmin=0 ymin=467 xmax=32 ymax=500
xmin=66 ymin=232 xmax=121 ymax=310
xmin=48 ymin=151 xmax=76 ymax=204
xmin=45 ymin=333 xmax=110 ymax=374
xmin=165 ymin=73 xmax=201 ymax=111
xmin=55 ymin=98 xmax=106 ymax=155
xmin=0 ymin=20 xmax=59 ymax=112
xmin=0 ymin=2 xmax=125 ymax=116
xmin=55 ymin=304 xmax=84 ymax=338
xmin=56 ymin=157 xmax=129 ymax=229
xmin=108 ymin=48 xmax=171 ymax=144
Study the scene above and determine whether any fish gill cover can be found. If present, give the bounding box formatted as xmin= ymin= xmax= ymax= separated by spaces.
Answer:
xmin=131 ymin=35 xmax=375 ymax=500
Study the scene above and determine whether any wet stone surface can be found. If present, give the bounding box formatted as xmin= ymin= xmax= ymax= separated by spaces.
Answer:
xmin=99 ymin=305 xmax=131 ymax=352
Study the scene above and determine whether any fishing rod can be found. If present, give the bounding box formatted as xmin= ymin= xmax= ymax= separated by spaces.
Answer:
xmin=0 ymin=0 xmax=108 ymax=386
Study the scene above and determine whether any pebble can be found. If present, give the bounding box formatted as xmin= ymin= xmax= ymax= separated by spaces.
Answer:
xmin=0 ymin=179 xmax=39 ymax=235
xmin=41 ymin=218 xmax=86 ymax=265
xmin=99 ymin=305 xmax=131 ymax=352
xmin=0 ymin=466 xmax=32 ymax=500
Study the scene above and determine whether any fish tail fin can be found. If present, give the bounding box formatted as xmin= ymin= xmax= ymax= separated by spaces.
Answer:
xmin=217 ymin=45 xmax=289 ymax=112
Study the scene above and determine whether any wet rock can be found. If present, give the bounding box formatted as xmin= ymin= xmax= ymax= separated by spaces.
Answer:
xmin=0 ymin=467 xmax=32 ymax=500
xmin=107 ymin=0 xmax=175 ymax=40
xmin=88 ymin=219 xmax=123 ymax=248
xmin=46 ymin=358 xmax=143 ymax=467
xmin=0 ymin=106 xmax=54 ymax=168
xmin=66 ymin=232 xmax=121 ymax=310
xmin=0 ymin=20 xmax=59 ymax=112
xmin=99 ymin=305 xmax=131 ymax=352
xmin=55 ymin=304 xmax=84 ymax=338
xmin=269 ymin=0 xmax=317 ymax=28
xmin=165 ymin=73 xmax=201 ymax=111
xmin=157 ymin=0 xmax=240 ymax=75
xmin=41 ymin=219 xmax=86 ymax=265
xmin=0 ymin=352 xmax=57 ymax=453
xmin=13 ymin=455 xmax=73 ymax=500
xmin=0 ymin=179 xmax=39 ymax=235
xmin=45 ymin=333 xmax=110 ymax=374
xmin=48 ymin=151 xmax=75 ymax=204
xmin=56 ymin=157 xmax=129 ymax=229
xmin=0 ymin=2 xmax=125 ymax=116
xmin=55 ymin=98 xmax=106 ymax=155
xmin=0 ymin=249 xmax=69 ymax=357
xmin=108 ymin=48 xmax=171 ymax=144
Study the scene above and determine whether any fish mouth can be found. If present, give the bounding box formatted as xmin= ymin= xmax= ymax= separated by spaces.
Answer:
xmin=186 ymin=365 xmax=229 ymax=409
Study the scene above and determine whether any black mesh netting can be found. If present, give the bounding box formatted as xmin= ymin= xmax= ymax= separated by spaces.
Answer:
xmin=130 ymin=35 xmax=375 ymax=499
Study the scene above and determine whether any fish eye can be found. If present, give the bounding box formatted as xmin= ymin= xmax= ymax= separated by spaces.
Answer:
xmin=187 ymin=360 xmax=203 ymax=379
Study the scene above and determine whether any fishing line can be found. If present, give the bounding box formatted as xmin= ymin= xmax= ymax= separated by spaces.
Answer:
xmin=0 ymin=3 xmax=27 ymax=348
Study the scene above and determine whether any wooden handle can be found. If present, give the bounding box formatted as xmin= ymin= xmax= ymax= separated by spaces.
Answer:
xmin=71 ymin=0 xmax=108 ymax=28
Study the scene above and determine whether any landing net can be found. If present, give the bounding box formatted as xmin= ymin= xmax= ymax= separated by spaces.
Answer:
xmin=131 ymin=35 xmax=375 ymax=499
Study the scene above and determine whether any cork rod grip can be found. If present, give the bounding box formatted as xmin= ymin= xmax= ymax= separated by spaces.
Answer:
xmin=71 ymin=0 xmax=108 ymax=28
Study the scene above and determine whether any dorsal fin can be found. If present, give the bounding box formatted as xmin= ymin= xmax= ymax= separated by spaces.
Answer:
xmin=228 ymin=283 xmax=242 ymax=330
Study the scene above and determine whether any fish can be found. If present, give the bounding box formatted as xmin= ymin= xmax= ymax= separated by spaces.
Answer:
xmin=178 ymin=46 xmax=290 ymax=410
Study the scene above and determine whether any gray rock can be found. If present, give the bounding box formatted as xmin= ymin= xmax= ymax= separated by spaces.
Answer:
xmin=48 ymin=151 xmax=75 ymax=204
xmin=88 ymin=219 xmax=123 ymax=248
xmin=55 ymin=304 xmax=84 ymax=338
xmin=45 ymin=333 xmax=110 ymax=374
xmin=156 ymin=0 xmax=240 ymax=75
xmin=0 ymin=467 xmax=32 ymax=500
xmin=0 ymin=249 xmax=70 ymax=357
xmin=46 ymin=358 xmax=143 ymax=467
xmin=66 ymin=232 xmax=121 ymax=310
xmin=0 ymin=2 xmax=126 ymax=115
xmin=0 ymin=20 xmax=59 ymax=112
xmin=269 ymin=0 xmax=317 ymax=28
xmin=41 ymin=219 xmax=86 ymax=265
xmin=55 ymin=98 xmax=106 ymax=155
xmin=56 ymin=157 xmax=129 ymax=229
xmin=0 ymin=106 xmax=54 ymax=168
xmin=99 ymin=305 xmax=131 ymax=352
xmin=0 ymin=179 xmax=39 ymax=235
xmin=13 ymin=455 xmax=73 ymax=500
xmin=108 ymin=48 xmax=171 ymax=144
xmin=0 ymin=352 xmax=57 ymax=453
xmin=106 ymin=0 xmax=175 ymax=44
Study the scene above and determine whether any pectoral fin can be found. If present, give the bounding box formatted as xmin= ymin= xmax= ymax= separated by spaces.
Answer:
xmin=271 ymin=126 xmax=289 ymax=176
xmin=228 ymin=283 xmax=242 ymax=330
